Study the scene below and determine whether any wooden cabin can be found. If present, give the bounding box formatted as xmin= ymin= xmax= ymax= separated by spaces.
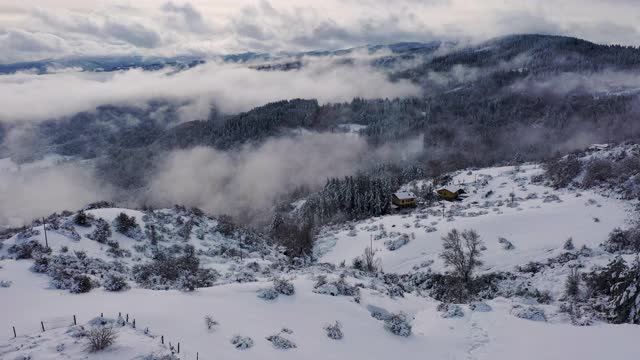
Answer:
xmin=392 ymin=191 xmax=417 ymax=207
xmin=437 ymin=188 xmax=466 ymax=201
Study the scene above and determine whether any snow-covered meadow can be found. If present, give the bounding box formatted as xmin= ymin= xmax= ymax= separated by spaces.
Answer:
xmin=1 ymin=160 xmax=640 ymax=360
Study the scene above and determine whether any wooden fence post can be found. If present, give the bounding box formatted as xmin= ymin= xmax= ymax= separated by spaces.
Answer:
xmin=73 ymin=315 xmax=77 ymax=326
xmin=161 ymin=335 xmax=164 ymax=344
xmin=132 ymin=319 xmax=136 ymax=329
xmin=197 ymin=352 xmax=199 ymax=360
xmin=12 ymin=326 xmax=16 ymax=338
xmin=101 ymin=313 xmax=103 ymax=318
xmin=177 ymin=342 xmax=180 ymax=354
xmin=126 ymin=314 xmax=129 ymax=323
xmin=41 ymin=321 xmax=45 ymax=332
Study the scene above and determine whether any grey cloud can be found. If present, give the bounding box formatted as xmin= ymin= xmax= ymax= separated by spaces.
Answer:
xmin=161 ymin=2 xmax=211 ymax=33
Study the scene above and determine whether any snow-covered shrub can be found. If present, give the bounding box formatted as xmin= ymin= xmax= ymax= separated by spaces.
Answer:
xmin=564 ymin=268 xmax=581 ymax=300
xmin=313 ymin=275 xmax=360 ymax=297
xmin=16 ymin=227 xmax=40 ymax=240
xmin=543 ymin=155 xmax=581 ymax=189
xmin=603 ymin=226 xmax=640 ymax=253
xmin=102 ymin=272 xmax=129 ymax=292
xmin=204 ymin=315 xmax=219 ymax=330
xmin=266 ymin=333 xmax=297 ymax=349
xmin=383 ymin=273 xmax=405 ymax=298
xmin=257 ymin=287 xmax=279 ymax=300
xmin=582 ymin=158 xmax=614 ymax=188
xmin=66 ymin=325 xmax=87 ymax=338
xmin=385 ymin=234 xmax=410 ymax=251
xmin=324 ymin=321 xmax=343 ymax=340
xmin=230 ymin=335 xmax=254 ymax=350
xmin=564 ymin=237 xmax=575 ymax=250
xmin=383 ymin=312 xmax=412 ymax=337
xmin=57 ymin=222 xmax=81 ymax=241
xmin=132 ymin=245 xmax=218 ymax=290
xmin=73 ymin=211 xmax=94 ymax=227
xmin=468 ymin=302 xmax=492 ymax=312
xmin=438 ymin=303 xmax=464 ymax=318
xmin=70 ymin=274 xmax=93 ymax=293
xmin=585 ymin=256 xmax=640 ymax=324
xmin=515 ymin=286 xmax=552 ymax=304
xmin=498 ymin=237 xmax=515 ymax=250
xmin=86 ymin=326 xmax=117 ymax=352
xmin=0 ymin=280 xmax=12 ymax=288
xmin=113 ymin=213 xmax=143 ymax=239
xmin=516 ymin=261 xmax=545 ymax=274
xmin=274 ymin=278 xmax=295 ymax=296
xmin=367 ymin=305 xmax=391 ymax=320
xmin=543 ymin=194 xmax=562 ymax=203
xmin=87 ymin=219 xmax=111 ymax=243
xmin=7 ymin=240 xmax=50 ymax=259
xmin=510 ymin=305 xmax=546 ymax=322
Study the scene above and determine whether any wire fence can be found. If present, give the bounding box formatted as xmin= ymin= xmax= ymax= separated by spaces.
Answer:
xmin=6 ymin=312 xmax=203 ymax=359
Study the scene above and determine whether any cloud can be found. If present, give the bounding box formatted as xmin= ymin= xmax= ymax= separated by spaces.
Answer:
xmin=1 ymin=0 xmax=639 ymax=63
xmin=0 ymin=58 xmax=421 ymax=123
xmin=0 ymin=158 xmax=111 ymax=228
xmin=146 ymin=131 xmax=423 ymax=223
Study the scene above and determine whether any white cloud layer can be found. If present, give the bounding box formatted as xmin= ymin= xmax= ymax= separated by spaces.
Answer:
xmin=0 ymin=58 xmax=421 ymax=123
xmin=0 ymin=0 xmax=638 ymax=63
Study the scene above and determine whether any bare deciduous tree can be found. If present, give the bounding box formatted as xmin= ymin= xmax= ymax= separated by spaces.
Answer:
xmin=440 ymin=229 xmax=484 ymax=283
xmin=363 ymin=246 xmax=382 ymax=273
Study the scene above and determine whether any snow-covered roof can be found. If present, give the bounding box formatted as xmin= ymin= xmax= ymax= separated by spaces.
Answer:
xmin=393 ymin=191 xmax=416 ymax=200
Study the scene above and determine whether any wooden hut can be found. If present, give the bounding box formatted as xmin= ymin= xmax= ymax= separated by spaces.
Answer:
xmin=392 ymin=191 xmax=417 ymax=207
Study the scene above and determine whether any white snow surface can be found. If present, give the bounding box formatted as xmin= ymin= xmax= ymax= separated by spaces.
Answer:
xmin=1 ymin=164 xmax=640 ymax=359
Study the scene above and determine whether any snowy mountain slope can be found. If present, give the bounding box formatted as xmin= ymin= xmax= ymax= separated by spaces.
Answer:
xmin=316 ymin=164 xmax=633 ymax=276
xmin=2 ymin=259 xmax=640 ymax=360
xmin=1 ymin=158 xmax=640 ymax=359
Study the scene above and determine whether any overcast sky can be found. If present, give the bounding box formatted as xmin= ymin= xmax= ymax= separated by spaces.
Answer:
xmin=0 ymin=0 xmax=639 ymax=63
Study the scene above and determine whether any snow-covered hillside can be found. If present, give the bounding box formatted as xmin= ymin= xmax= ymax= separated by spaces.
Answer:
xmin=1 ymin=160 xmax=640 ymax=360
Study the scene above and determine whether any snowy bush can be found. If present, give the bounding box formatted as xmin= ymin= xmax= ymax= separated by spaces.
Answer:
xmin=383 ymin=312 xmax=412 ymax=337
xmin=70 ymin=275 xmax=93 ymax=293
xmin=438 ymin=303 xmax=464 ymax=318
xmin=603 ymin=226 xmax=640 ymax=253
xmin=543 ymin=155 xmax=581 ymax=188
xmin=367 ymin=305 xmax=391 ymax=320
xmin=274 ymin=278 xmax=295 ymax=295
xmin=16 ymin=228 xmax=40 ymax=240
xmin=385 ymin=234 xmax=410 ymax=251
xmin=266 ymin=333 xmax=297 ymax=349
xmin=57 ymin=222 xmax=81 ymax=241
xmin=102 ymin=272 xmax=129 ymax=292
xmin=230 ymin=335 xmax=254 ymax=350
xmin=204 ymin=315 xmax=219 ymax=330
xmin=257 ymin=287 xmax=279 ymax=300
xmin=510 ymin=305 xmax=546 ymax=322
xmin=543 ymin=194 xmax=562 ymax=203
xmin=73 ymin=211 xmax=94 ymax=227
xmin=586 ymin=257 xmax=640 ymax=324
xmin=498 ymin=237 xmax=515 ymax=250
xmin=313 ymin=275 xmax=360 ymax=297
xmin=564 ymin=237 xmax=575 ymax=250
xmin=468 ymin=302 xmax=492 ymax=312
xmin=87 ymin=219 xmax=112 ymax=243
xmin=132 ymin=245 xmax=218 ymax=290
xmin=324 ymin=321 xmax=343 ymax=340
xmin=86 ymin=326 xmax=117 ymax=352
xmin=8 ymin=240 xmax=50 ymax=259
xmin=0 ymin=280 xmax=12 ymax=288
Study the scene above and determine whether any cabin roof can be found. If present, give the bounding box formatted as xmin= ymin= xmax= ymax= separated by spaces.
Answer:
xmin=393 ymin=191 xmax=416 ymax=200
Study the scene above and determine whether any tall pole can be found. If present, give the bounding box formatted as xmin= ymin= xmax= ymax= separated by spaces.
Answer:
xmin=42 ymin=218 xmax=49 ymax=249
